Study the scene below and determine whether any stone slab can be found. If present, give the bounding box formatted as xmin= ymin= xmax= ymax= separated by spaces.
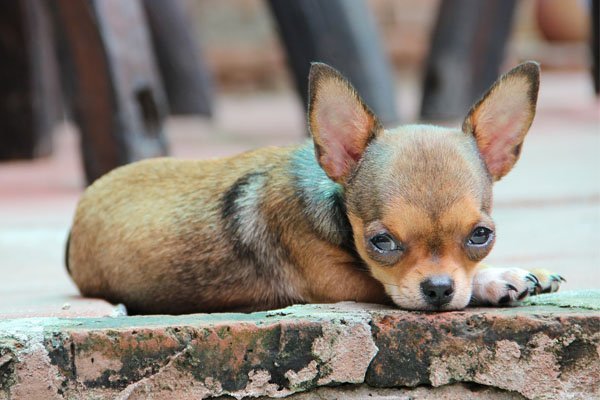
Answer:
xmin=0 ymin=292 xmax=598 ymax=400
xmin=274 ymin=383 xmax=526 ymax=399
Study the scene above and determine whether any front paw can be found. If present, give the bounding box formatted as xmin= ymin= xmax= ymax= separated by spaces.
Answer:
xmin=471 ymin=267 xmax=564 ymax=306
xmin=529 ymin=268 xmax=566 ymax=294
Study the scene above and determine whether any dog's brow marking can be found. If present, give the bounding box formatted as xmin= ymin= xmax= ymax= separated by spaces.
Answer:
xmin=438 ymin=196 xmax=484 ymax=229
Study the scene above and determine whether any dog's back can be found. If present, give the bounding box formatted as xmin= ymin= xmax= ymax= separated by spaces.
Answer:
xmin=68 ymin=148 xmax=305 ymax=313
xmin=68 ymin=142 xmax=387 ymax=314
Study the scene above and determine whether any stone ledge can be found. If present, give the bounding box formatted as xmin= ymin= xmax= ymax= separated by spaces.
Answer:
xmin=0 ymin=291 xmax=598 ymax=400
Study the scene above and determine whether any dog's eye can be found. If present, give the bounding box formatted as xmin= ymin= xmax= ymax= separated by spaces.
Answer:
xmin=370 ymin=233 xmax=401 ymax=253
xmin=468 ymin=227 xmax=493 ymax=246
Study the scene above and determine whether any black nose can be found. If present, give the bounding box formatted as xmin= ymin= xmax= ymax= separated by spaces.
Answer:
xmin=420 ymin=275 xmax=455 ymax=307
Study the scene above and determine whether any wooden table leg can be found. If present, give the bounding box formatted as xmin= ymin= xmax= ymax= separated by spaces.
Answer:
xmin=420 ymin=0 xmax=516 ymax=121
xmin=0 ymin=0 xmax=60 ymax=160
xmin=268 ymin=0 xmax=399 ymax=126
xmin=592 ymin=0 xmax=599 ymax=95
xmin=143 ymin=0 xmax=214 ymax=116
xmin=50 ymin=0 xmax=168 ymax=184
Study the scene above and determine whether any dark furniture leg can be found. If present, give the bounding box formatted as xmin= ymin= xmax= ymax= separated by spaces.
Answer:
xmin=420 ymin=0 xmax=517 ymax=121
xmin=592 ymin=0 xmax=599 ymax=95
xmin=268 ymin=0 xmax=399 ymax=125
xmin=143 ymin=0 xmax=214 ymax=116
xmin=0 ymin=0 xmax=60 ymax=160
xmin=50 ymin=0 xmax=168 ymax=184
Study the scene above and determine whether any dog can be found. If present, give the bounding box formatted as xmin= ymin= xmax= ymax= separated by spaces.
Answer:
xmin=66 ymin=61 xmax=564 ymax=314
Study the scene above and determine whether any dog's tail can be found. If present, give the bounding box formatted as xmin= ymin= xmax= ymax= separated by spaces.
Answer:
xmin=65 ymin=231 xmax=71 ymax=275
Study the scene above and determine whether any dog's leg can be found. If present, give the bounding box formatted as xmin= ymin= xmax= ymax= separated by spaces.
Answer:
xmin=470 ymin=265 xmax=565 ymax=306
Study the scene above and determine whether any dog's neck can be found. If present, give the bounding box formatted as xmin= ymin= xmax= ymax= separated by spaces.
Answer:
xmin=290 ymin=142 xmax=355 ymax=252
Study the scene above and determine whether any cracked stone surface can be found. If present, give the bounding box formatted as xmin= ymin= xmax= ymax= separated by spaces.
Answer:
xmin=0 ymin=292 xmax=599 ymax=400
xmin=262 ymin=383 xmax=528 ymax=399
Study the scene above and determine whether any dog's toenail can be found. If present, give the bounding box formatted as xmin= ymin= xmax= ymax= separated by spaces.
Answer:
xmin=506 ymin=284 xmax=518 ymax=292
xmin=526 ymin=274 xmax=539 ymax=284
xmin=517 ymin=290 xmax=529 ymax=300
xmin=526 ymin=275 xmax=542 ymax=291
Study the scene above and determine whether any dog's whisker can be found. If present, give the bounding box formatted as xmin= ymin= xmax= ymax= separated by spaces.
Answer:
xmin=381 ymin=282 xmax=402 ymax=288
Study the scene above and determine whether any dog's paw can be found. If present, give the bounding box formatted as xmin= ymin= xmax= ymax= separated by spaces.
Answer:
xmin=528 ymin=268 xmax=566 ymax=294
xmin=471 ymin=267 xmax=548 ymax=306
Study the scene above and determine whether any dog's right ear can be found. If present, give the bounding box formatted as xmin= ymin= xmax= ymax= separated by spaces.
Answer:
xmin=308 ymin=63 xmax=382 ymax=184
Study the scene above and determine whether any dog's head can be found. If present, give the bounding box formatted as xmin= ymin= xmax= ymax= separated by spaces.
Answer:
xmin=308 ymin=62 xmax=539 ymax=310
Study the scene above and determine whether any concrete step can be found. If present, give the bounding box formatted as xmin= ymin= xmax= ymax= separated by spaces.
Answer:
xmin=1 ymin=290 xmax=598 ymax=399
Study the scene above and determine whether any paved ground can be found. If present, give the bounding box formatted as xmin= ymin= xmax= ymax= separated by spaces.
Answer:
xmin=0 ymin=70 xmax=598 ymax=318
xmin=2 ymin=294 xmax=599 ymax=399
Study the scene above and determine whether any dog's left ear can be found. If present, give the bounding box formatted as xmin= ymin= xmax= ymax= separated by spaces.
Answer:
xmin=308 ymin=63 xmax=382 ymax=183
xmin=463 ymin=62 xmax=540 ymax=181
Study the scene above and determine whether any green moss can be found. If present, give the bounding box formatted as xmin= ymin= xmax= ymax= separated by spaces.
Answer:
xmin=171 ymin=322 xmax=325 ymax=393
xmin=0 ymin=340 xmax=18 ymax=393
xmin=523 ymin=290 xmax=600 ymax=310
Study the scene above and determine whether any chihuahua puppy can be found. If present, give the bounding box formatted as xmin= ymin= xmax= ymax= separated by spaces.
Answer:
xmin=67 ymin=62 xmax=564 ymax=314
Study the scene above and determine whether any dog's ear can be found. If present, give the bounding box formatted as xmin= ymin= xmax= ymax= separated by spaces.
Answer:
xmin=308 ymin=63 xmax=382 ymax=183
xmin=462 ymin=62 xmax=540 ymax=181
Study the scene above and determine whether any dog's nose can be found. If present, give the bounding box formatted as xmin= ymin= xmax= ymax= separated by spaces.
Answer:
xmin=420 ymin=275 xmax=455 ymax=307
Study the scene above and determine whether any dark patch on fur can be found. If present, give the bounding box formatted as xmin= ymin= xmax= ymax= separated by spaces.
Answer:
xmin=291 ymin=143 xmax=355 ymax=253
xmin=220 ymin=171 xmax=298 ymax=288
xmin=65 ymin=231 xmax=71 ymax=275
xmin=513 ymin=143 xmax=523 ymax=158
xmin=520 ymin=62 xmax=541 ymax=107
xmin=221 ymin=172 xmax=271 ymax=274
xmin=427 ymin=235 xmax=443 ymax=256
xmin=322 ymin=188 xmax=357 ymax=255
xmin=344 ymin=144 xmax=387 ymax=224
xmin=498 ymin=294 xmax=511 ymax=305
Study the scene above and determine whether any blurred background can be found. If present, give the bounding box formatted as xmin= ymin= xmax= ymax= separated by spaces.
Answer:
xmin=0 ymin=0 xmax=598 ymax=317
